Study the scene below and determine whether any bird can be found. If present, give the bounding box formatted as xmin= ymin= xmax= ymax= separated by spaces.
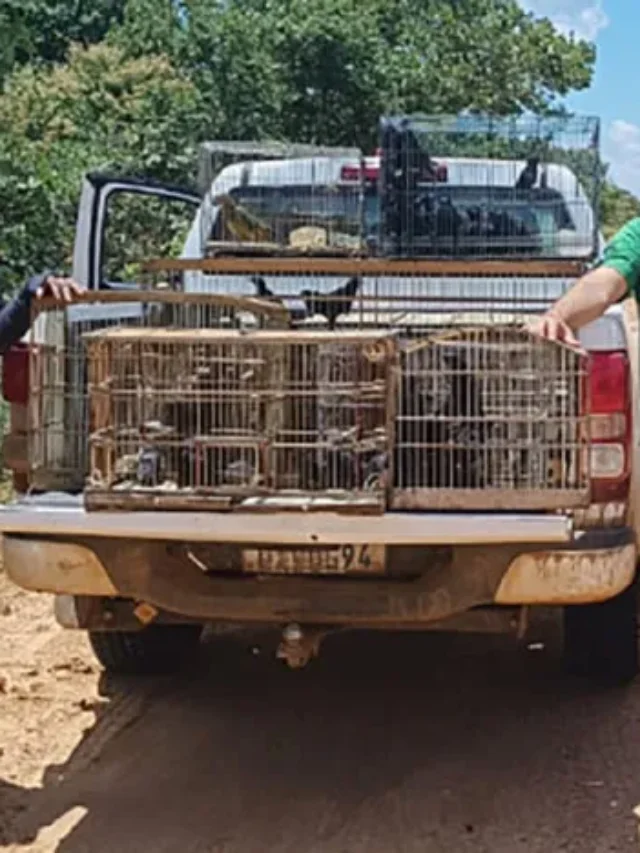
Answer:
xmin=300 ymin=276 xmax=360 ymax=329
xmin=250 ymin=276 xmax=306 ymax=324
xmin=515 ymin=157 xmax=539 ymax=191
xmin=250 ymin=275 xmax=274 ymax=300
xmin=396 ymin=348 xmax=486 ymax=490
xmin=213 ymin=194 xmax=272 ymax=243
xmin=137 ymin=447 xmax=166 ymax=488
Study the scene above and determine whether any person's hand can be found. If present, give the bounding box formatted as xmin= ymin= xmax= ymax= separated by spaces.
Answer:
xmin=35 ymin=275 xmax=84 ymax=302
xmin=526 ymin=312 xmax=580 ymax=348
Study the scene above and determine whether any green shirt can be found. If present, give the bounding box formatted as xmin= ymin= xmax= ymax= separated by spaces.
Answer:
xmin=599 ymin=217 xmax=640 ymax=297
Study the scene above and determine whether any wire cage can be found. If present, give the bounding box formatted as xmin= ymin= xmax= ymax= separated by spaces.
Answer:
xmin=393 ymin=326 xmax=590 ymax=510
xmin=26 ymin=292 xmax=287 ymax=494
xmin=83 ymin=328 xmax=396 ymax=512
xmin=26 ymin=286 xmax=590 ymax=514
xmin=378 ymin=114 xmax=601 ymax=260
xmin=197 ymin=141 xmax=367 ymax=259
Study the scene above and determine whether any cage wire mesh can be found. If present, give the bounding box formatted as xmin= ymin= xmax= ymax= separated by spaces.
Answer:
xmin=197 ymin=142 xmax=366 ymax=258
xmin=26 ymin=293 xmax=287 ymax=494
xmin=378 ymin=114 xmax=601 ymax=260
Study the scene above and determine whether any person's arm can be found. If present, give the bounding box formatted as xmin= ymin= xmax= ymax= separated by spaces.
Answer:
xmin=528 ymin=217 xmax=640 ymax=345
xmin=528 ymin=266 xmax=628 ymax=346
xmin=0 ymin=272 xmax=83 ymax=356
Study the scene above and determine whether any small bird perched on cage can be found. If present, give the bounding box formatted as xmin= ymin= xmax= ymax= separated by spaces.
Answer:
xmin=250 ymin=276 xmax=307 ymax=324
xmin=515 ymin=157 xmax=540 ymax=190
xmin=300 ymin=276 xmax=360 ymax=328
xmin=137 ymin=447 xmax=166 ymax=488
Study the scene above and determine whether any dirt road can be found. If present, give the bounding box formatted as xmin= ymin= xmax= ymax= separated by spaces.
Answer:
xmin=2 ymin=572 xmax=640 ymax=852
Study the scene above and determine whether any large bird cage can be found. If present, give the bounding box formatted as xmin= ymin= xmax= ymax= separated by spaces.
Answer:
xmin=26 ymin=291 xmax=590 ymax=514
xmin=378 ymin=114 xmax=601 ymax=260
xmin=84 ymin=328 xmax=396 ymax=513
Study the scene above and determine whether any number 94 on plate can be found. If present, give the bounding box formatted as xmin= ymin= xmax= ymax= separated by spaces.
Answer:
xmin=241 ymin=544 xmax=386 ymax=575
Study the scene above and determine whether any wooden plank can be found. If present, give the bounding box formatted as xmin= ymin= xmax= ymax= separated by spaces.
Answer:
xmin=391 ymin=487 xmax=590 ymax=511
xmin=34 ymin=290 xmax=288 ymax=322
xmin=207 ymin=240 xmax=365 ymax=258
xmin=142 ymin=256 xmax=587 ymax=278
xmin=81 ymin=327 xmax=397 ymax=344
xmin=85 ymin=491 xmax=234 ymax=513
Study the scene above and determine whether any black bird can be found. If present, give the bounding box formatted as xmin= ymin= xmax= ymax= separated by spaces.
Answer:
xmin=251 ymin=275 xmax=274 ymax=300
xmin=250 ymin=276 xmax=306 ymax=324
xmin=300 ymin=276 xmax=360 ymax=329
xmin=396 ymin=349 xmax=487 ymax=490
xmin=515 ymin=157 xmax=539 ymax=191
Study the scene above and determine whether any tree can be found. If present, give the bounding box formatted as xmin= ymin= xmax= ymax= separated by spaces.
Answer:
xmin=0 ymin=43 xmax=205 ymax=291
xmin=600 ymin=183 xmax=640 ymax=240
xmin=115 ymin=0 xmax=595 ymax=149
xmin=0 ymin=0 xmax=127 ymax=83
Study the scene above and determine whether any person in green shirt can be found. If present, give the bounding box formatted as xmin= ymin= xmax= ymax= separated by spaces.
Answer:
xmin=530 ymin=217 xmax=640 ymax=344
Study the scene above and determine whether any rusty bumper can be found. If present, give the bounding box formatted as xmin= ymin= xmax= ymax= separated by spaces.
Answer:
xmin=3 ymin=525 xmax=635 ymax=628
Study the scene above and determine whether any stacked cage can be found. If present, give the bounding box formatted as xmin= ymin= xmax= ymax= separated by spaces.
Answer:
xmin=23 ymin=114 xmax=599 ymax=513
xmin=378 ymin=114 xmax=601 ymax=260
xmin=82 ymin=323 xmax=396 ymax=512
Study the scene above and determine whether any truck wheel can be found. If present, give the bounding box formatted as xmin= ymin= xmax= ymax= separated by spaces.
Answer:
xmin=88 ymin=624 xmax=202 ymax=675
xmin=563 ymin=573 xmax=638 ymax=685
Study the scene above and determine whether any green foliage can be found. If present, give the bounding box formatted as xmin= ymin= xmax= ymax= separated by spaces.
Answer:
xmin=0 ymin=43 xmax=205 ymax=291
xmin=0 ymin=0 xmax=635 ymax=297
xmin=113 ymin=0 xmax=595 ymax=150
xmin=0 ymin=0 xmax=127 ymax=82
xmin=600 ymin=183 xmax=640 ymax=240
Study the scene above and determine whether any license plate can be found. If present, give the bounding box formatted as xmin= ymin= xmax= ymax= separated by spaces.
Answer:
xmin=242 ymin=544 xmax=386 ymax=575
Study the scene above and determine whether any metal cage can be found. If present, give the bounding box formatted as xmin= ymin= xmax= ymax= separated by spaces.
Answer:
xmin=84 ymin=327 xmax=396 ymax=513
xmin=26 ymin=288 xmax=590 ymax=514
xmin=378 ymin=114 xmax=601 ymax=260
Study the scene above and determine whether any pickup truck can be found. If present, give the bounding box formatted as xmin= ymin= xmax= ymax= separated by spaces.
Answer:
xmin=1 ymin=117 xmax=637 ymax=684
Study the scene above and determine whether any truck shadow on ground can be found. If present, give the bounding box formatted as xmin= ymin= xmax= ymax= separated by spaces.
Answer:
xmin=2 ymin=626 xmax=640 ymax=852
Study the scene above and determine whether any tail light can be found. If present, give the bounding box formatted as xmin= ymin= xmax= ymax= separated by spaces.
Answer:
xmin=2 ymin=343 xmax=31 ymax=405
xmin=340 ymin=162 xmax=380 ymax=183
xmin=340 ymin=159 xmax=448 ymax=184
xmin=587 ymin=351 xmax=631 ymax=502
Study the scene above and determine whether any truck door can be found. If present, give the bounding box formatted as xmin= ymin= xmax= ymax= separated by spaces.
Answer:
xmin=27 ymin=173 xmax=201 ymax=491
xmin=72 ymin=171 xmax=201 ymax=291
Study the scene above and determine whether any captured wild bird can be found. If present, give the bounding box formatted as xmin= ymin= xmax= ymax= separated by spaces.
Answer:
xmin=214 ymin=194 xmax=272 ymax=243
xmin=515 ymin=157 xmax=539 ymax=191
xmin=300 ymin=276 xmax=360 ymax=328
xmin=250 ymin=276 xmax=307 ymax=324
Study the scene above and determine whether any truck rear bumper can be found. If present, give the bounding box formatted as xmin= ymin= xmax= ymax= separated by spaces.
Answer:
xmin=0 ymin=496 xmax=572 ymax=545
xmin=1 ymin=497 xmax=636 ymax=624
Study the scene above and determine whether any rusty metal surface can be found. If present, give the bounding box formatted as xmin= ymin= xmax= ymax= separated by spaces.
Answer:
xmin=6 ymin=532 xmax=634 ymax=621
xmin=494 ymin=543 xmax=637 ymax=605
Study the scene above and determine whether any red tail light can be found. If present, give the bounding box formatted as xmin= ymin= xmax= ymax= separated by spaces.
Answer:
xmin=2 ymin=343 xmax=31 ymax=405
xmin=587 ymin=351 xmax=631 ymax=502
xmin=341 ymin=159 xmax=448 ymax=184
xmin=340 ymin=163 xmax=380 ymax=183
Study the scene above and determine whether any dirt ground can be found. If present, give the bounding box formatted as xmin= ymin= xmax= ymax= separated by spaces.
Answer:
xmin=2 ymin=571 xmax=640 ymax=852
